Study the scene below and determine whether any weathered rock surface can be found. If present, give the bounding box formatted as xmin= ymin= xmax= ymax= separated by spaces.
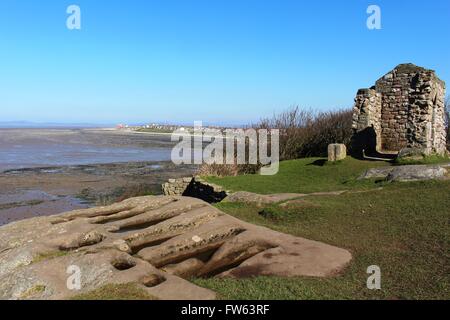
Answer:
xmin=0 ymin=195 xmax=352 ymax=300
xmin=223 ymin=192 xmax=306 ymax=205
xmin=386 ymin=165 xmax=448 ymax=182
xmin=359 ymin=164 xmax=449 ymax=182
xmin=223 ymin=191 xmax=347 ymax=206
xmin=358 ymin=167 xmax=396 ymax=179
xmin=328 ymin=144 xmax=347 ymax=162
xmin=396 ymin=147 xmax=427 ymax=162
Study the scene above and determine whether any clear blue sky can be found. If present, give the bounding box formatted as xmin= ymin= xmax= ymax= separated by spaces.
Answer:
xmin=0 ymin=0 xmax=449 ymax=125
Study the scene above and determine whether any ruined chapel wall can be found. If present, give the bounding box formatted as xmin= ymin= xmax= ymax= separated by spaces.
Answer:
xmin=375 ymin=70 xmax=411 ymax=151
xmin=428 ymin=76 xmax=446 ymax=154
xmin=352 ymin=89 xmax=382 ymax=151
xmin=352 ymin=64 xmax=447 ymax=156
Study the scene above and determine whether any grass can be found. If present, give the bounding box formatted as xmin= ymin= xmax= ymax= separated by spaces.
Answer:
xmin=192 ymin=157 xmax=450 ymax=299
xmin=193 ymin=180 xmax=450 ymax=299
xmin=71 ymin=283 xmax=156 ymax=300
xmin=20 ymin=285 xmax=46 ymax=299
xmin=204 ymin=157 xmax=390 ymax=194
xmin=394 ymin=154 xmax=450 ymax=166
xmin=32 ymin=251 xmax=69 ymax=264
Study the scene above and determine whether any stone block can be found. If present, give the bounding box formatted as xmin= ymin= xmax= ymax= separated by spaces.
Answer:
xmin=328 ymin=144 xmax=347 ymax=162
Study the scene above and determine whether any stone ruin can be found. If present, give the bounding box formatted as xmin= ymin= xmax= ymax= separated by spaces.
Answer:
xmin=162 ymin=176 xmax=229 ymax=203
xmin=352 ymin=63 xmax=447 ymax=157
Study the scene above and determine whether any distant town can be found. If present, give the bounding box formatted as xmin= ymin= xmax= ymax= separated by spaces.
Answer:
xmin=116 ymin=123 xmax=241 ymax=135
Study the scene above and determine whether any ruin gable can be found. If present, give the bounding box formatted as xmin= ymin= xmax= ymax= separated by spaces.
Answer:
xmin=352 ymin=63 xmax=446 ymax=156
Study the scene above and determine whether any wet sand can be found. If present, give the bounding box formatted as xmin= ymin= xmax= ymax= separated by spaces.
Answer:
xmin=0 ymin=128 xmax=197 ymax=226
xmin=0 ymin=161 xmax=196 ymax=226
xmin=0 ymin=128 xmax=176 ymax=171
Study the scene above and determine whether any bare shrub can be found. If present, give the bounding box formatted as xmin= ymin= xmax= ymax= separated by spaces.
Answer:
xmin=197 ymin=141 xmax=262 ymax=177
xmin=197 ymin=106 xmax=353 ymax=177
xmin=197 ymin=163 xmax=240 ymax=177
xmin=257 ymin=106 xmax=353 ymax=160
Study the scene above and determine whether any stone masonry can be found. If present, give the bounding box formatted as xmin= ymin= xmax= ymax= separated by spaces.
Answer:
xmin=162 ymin=177 xmax=193 ymax=196
xmin=162 ymin=177 xmax=229 ymax=203
xmin=352 ymin=63 xmax=446 ymax=156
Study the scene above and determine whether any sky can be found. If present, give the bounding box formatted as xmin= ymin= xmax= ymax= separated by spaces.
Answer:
xmin=0 ymin=0 xmax=449 ymax=126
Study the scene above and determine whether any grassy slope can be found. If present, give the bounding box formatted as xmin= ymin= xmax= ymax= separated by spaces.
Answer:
xmin=205 ymin=157 xmax=389 ymax=194
xmin=194 ymin=158 xmax=450 ymax=299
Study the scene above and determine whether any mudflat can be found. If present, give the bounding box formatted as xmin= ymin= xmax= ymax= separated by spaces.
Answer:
xmin=0 ymin=128 xmax=197 ymax=226
xmin=0 ymin=128 xmax=178 ymax=171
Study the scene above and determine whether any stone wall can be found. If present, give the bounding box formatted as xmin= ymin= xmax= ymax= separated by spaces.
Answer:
xmin=161 ymin=177 xmax=192 ymax=196
xmin=162 ymin=177 xmax=229 ymax=203
xmin=352 ymin=88 xmax=382 ymax=153
xmin=352 ymin=64 xmax=447 ymax=156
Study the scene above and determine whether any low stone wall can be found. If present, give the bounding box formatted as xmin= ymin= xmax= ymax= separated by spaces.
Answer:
xmin=162 ymin=177 xmax=229 ymax=203
xmin=161 ymin=177 xmax=192 ymax=196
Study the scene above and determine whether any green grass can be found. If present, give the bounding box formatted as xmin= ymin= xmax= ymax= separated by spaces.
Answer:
xmin=20 ymin=285 xmax=46 ymax=299
xmin=394 ymin=154 xmax=450 ymax=166
xmin=204 ymin=157 xmax=390 ymax=194
xmin=32 ymin=251 xmax=69 ymax=264
xmin=193 ymin=180 xmax=450 ymax=299
xmin=71 ymin=283 xmax=156 ymax=300
xmin=194 ymin=157 xmax=450 ymax=299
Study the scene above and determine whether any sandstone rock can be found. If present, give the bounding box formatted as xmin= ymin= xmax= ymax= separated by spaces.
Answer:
xmin=223 ymin=191 xmax=306 ymax=206
xmin=328 ymin=144 xmax=347 ymax=162
xmin=162 ymin=258 xmax=205 ymax=278
xmin=358 ymin=167 xmax=395 ymax=179
xmin=223 ymin=190 xmax=347 ymax=206
xmin=0 ymin=195 xmax=352 ymax=300
xmin=386 ymin=165 xmax=447 ymax=182
xmin=359 ymin=164 xmax=449 ymax=182
xmin=396 ymin=147 xmax=427 ymax=161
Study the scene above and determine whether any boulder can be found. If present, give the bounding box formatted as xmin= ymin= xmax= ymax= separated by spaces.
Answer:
xmin=359 ymin=164 xmax=449 ymax=182
xmin=223 ymin=191 xmax=306 ymax=205
xmin=328 ymin=144 xmax=347 ymax=162
xmin=387 ymin=165 xmax=448 ymax=182
xmin=396 ymin=147 xmax=427 ymax=162
xmin=0 ymin=195 xmax=352 ymax=300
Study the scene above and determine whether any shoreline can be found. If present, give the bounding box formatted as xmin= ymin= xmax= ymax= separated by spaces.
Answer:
xmin=0 ymin=160 xmax=197 ymax=226
xmin=0 ymin=127 xmax=199 ymax=226
xmin=0 ymin=127 xmax=177 ymax=172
